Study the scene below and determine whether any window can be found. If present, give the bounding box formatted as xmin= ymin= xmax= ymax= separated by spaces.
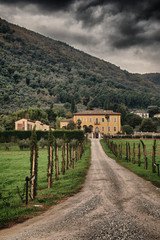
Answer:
xmin=102 ymin=126 xmax=105 ymax=131
xmin=114 ymin=126 xmax=117 ymax=131
xmin=89 ymin=118 xmax=92 ymax=122
xmin=102 ymin=118 xmax=105 ymax=122
xmin=114 ymin=117 xmax=117 ymax=122
xmin=108 ymin=126 xmax=111 ymax=132
xmin=95 ymin=118 xmax=99 ymax=124
xmin=108 ymin=118 xmax=110 ymax=122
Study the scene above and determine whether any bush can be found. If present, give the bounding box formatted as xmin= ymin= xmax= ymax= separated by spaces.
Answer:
xmin=122 ymin=125 xmax=134 ymax=134
xmin=4 ymin=143 xmax=10 ymax=151
xmin=38 ymin=138 xmax=48 ymax=148
xmin=18 ymin=138 xmax=30 ymax=150
xmin=139 ymin=119 xmax=157 ymax=132
xmin=0 ymin=130 xmax=84 ymax=143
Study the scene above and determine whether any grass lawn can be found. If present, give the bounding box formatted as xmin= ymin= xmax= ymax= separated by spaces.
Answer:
xmin=100 ymin=139 xmax=160 ymax=187
xmin=0 ymin=140 xmax=91 ymax=228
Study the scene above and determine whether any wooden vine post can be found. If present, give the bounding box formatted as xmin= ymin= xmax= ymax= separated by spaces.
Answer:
xmin=70 ymin=139 xmax=77 ymax=168
xmin=62 ymin=141 xmax=65 ymax=175
xmin=48 ymin=128 xmax=54 ymax=188
xmin=128 ymin=143 xmax=131 ymax=162
xmin=152 ymin=140 xmax=156 ymax=173
xmin=55 ymin=140 xmax=59 ymax=180
xmin=69 ymin=143 xmax=72 ymax=167
xmin=138 ymin=143 xmax=141 ymax=167
xmin=66 ymin=142 xmax=69 ymax=170
xmin=132 ymin=142 xmax=135 ymax=164
xmin=118 ymin=144 xmax=121 ymax=159
xmin=140 ymin=140 xmax=147 ymax=169
xmin=75 ymin=141 xmax=78 ymax=163
xmin=125 ymin=142 xmax=128 ymax=162
xmin=78 ymin=143 xmax=81 ymax=160
xmin=120 ymin=143 xmax=123 ymax=160
xmin=30 ymin=126 xmax=38 ymax=200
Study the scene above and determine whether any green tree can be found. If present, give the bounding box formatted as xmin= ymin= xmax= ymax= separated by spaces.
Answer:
xmin=30 ymin=127 xmax=38 ymax=199
xmin=55 ymin=116 xmax=63 ymax=129
xmin=122 ymin=125 xmax=133 ymax=134
xmin=71 ymin=97 xmax=77 ymax=113
xmin=64 ymin=102 xmax=71 ymax=109
xmin=77 ymin=119 xmax=82 ymax=129
xmin=47 ymin=128 xmax=55 ymax=188
xmin=147 ymin=106 xmax=160 ymax=118
xmin=139 ymin=119 xmax=157 ymax=132
xmin=126 ymin=113 xmax=142 ymax=128
xmin=67 ymin=120 xmax=76 ymax=130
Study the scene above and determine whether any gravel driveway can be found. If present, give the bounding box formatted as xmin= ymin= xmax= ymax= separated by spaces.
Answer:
xmin=1 ymin=139 xmax=160 ymax=240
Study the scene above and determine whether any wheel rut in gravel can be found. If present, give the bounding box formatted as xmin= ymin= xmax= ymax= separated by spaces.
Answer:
xmin=1 ymin=139 xmax=160 ymax=240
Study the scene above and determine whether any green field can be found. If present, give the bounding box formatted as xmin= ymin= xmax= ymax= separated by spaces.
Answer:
xmin=100 ymin=139 xmax=160 ymax=187
xmin=0 ymin=141 xmax=91 ymax=228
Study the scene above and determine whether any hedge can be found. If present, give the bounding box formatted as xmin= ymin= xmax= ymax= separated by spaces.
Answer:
xmin=104 ymin=134 xmax=160 ymax=139
xmin=0 ymin=130 xmax=84 ymax=143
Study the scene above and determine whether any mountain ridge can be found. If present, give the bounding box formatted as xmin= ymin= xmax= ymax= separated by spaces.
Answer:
xmin=0 ymin=17 xmax=160 ymax=113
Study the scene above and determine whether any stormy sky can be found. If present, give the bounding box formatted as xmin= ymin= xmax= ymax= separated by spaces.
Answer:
xmin=0 ymin=0 xmax=160 ymax=73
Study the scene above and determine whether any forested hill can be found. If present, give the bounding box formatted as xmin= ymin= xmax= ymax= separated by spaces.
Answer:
xmin=0 ymin=17 xmax=160 ymax=113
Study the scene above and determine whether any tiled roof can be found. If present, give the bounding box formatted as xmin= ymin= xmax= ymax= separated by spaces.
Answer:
xmin=73 ymin=110 xmax=121 ymax=116
xmin=15 ymin=118 xmax=35 ymax=123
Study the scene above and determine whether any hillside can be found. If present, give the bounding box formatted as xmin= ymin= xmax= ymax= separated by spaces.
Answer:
xmin=0 ymin=17 xmax=160 ymax=113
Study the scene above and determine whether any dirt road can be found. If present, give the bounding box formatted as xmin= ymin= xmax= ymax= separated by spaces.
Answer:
xmin=1 ymin=139 xmax=160 ymax=240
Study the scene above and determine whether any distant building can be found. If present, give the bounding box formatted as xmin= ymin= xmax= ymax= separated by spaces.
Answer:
xmin=133 ymin=111 xmax=149 ymax=118
xmin=154 ymin=114 xmax=160 ymax=118
xmin=60 ymin=118 xmax=73 ymax=129
xmin=15 ymin=118 xmax=53 ymax=131
xmin=60 ymin=110 xmax=121 ymax=138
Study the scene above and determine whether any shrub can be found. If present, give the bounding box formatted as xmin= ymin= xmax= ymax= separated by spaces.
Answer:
xmin=18 ymin=138 xmax=30 ymax=150
xmin=122 ymin=125 xmax=134 ymax=134
xmin=0 ymin=130 xmax=84 ymax=143
xmin=38 ymin=138 xmax=48 ymax=148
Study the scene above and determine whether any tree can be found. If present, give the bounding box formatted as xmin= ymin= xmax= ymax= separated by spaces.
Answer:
xmin=45 ymin=107 xmax=57 ymax=122
xmin=84 ymin=126 xmax=92 ymax=133
xmin=47 ymin=128 xmax=55 ymax=188
xmin=30 ymin=127 xmax=38 ymax=199
xmin=38 ymin=138 xmax=48 ymax=148
xmin=64 ymin=102 xmax=71 ymax=109
xmin=77 ymin=119 xmax=82 ymax=129
xmin=122 ymin=125 xmax=133 ymax=134
xmin=55 ymin=116 xmax=63 ymax=129
xmin=55 ymin=138 xmax=63 ymax=180
xmin=66 ymin=120 xmax=76 ymax=130
xmin=139 ymin=119 xmax=157 ymax=132
xmin=147 ymin=106 xmax=160 ymax=118
xmin=126 ymin=113 xmax=142 ymax=128
xmin=113 ymin=104 xmax=128 ymax=125
xmin=71 ymin=97 xmax=77 ymax=113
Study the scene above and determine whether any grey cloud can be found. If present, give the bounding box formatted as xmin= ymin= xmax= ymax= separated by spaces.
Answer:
xmin=0 ymin=0 xmax=77 ymax=11
xmin=0 ymin=0 xmax=159 ymax=73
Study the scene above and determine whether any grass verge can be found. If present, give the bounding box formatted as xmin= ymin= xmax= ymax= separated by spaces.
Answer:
xmin=0 ymin=140 xmax=91 ymax=229
xmin=100 ymin=139 xmax=160 ymax=188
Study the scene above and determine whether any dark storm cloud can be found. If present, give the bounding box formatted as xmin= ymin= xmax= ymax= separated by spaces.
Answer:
xmin=0 ymin=0 xmax=160 ymax=60
xmin=1 ymin=0 xmax=160 ymax=18
xmin=76 ymin=0 xmax=160 ymax=21
xmin=75 ymin=0 xmax=160 ymax=49
xmin=0 ymin=0 xmax=77 ymax=10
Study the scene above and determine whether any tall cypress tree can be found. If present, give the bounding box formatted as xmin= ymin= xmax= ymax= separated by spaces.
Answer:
xmin=47 ymin=127 xmax=55 ymax=188
xmin=30 ymin=126 xmax=38 ymax=200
